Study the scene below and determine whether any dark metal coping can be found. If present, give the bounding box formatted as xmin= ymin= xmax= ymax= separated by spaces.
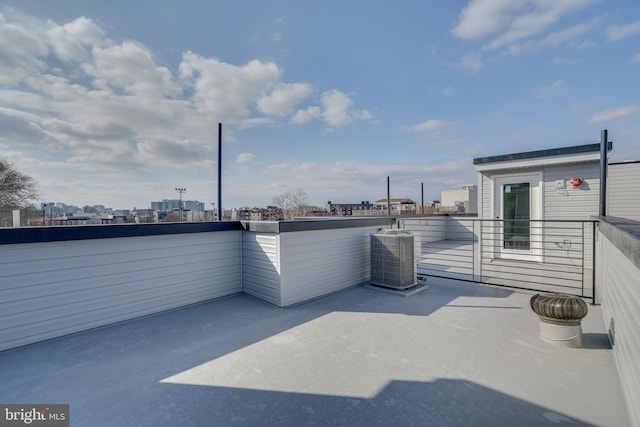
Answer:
xmin=609 ymin=160 xmax=640 ymax=166
xmin=0 ymin=222 xmax=243 ymax=245
xmin=473 ymin=142 xmax=613 ymax=165
xmin=0 ymin=217 xmax=396 ymax=245
xmin=242 ymin=217 xmax=395 ymax=233
xmin=596 ymin=216 xmax=640 ymax=270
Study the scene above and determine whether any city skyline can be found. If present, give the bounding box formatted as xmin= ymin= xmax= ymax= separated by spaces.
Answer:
xmin=1 ymin=1 xmax=639 ymax=210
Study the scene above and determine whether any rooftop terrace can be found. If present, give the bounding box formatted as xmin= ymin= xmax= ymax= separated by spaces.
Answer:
xmin=1 ymin=215 xmax=639 ymax=426
xmin=0 ymin=278 xmax=629 ymax=426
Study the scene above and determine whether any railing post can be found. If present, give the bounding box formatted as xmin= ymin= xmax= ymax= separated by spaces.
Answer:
xmin=592 ymin=221 xmax=597 ymax=305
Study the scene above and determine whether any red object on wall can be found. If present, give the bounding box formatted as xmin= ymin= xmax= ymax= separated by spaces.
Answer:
xmin=570 ymin=177 xmax=583 ymax=187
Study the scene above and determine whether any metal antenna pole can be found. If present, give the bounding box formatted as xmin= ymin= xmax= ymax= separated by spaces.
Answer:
xmin=387 ymin=176 xmax=391 ymax=216
xmin=218 ymin=123 xmax=223 ymax=222
xmin=175 ymin=187 xmax=186 ymax=222
xmin=599 ymin=129 xmax=608 ymax=217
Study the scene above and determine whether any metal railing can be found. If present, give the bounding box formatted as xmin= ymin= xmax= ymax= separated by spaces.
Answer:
xmin=401 ymin=217 xmax=597 ymax=303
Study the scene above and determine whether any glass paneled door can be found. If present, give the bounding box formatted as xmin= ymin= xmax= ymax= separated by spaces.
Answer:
xmin=503 ymin=183 xmax=530 ymax=250
xmin=494 ymin=173 xmax=542 ymax=261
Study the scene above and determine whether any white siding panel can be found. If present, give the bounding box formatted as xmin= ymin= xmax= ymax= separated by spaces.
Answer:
xmin=402 ymin=218 xmax=447 ymax=242
xmin=242 ymin=232 xmax=281 ymax=306
xmin=279 ymin=227 xmax=380 ymax=307
xmin=0 ymin=231 xmax=242 ymax=351
xmin=481 ymin=172 xmax=492 ymax=219
xmin=608 ymin=162 xmax=640 ymax=221
xmin=599 ymin=234 xmax=640 ymax=426
xmin=543 ymin=162 xmax=600 ymax=220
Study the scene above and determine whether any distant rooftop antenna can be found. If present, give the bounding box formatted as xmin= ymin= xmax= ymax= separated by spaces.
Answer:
xmin=218 ymin=122 xmax=222 ymax=222
xmin=387 ymin=176 xmax=391 ymax=216
xmin=599 ymin=129 xmax=609 ymax=217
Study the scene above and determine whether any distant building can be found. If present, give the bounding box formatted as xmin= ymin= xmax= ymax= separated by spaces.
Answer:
xmin=231 ymin=206 xmax=284 ymax=221
xmin=373 ymin=198 xmax=417 ymax=214
xmin=132 ymin=209 xmax=158 ymax=223
xmin=151 ymin=199 xmax=205 ymax=215
xmin=440 ymin=185 xmax=478 ymax=213
xmin=327 ymin=201 xmax=373 ymax=216
xmin=151 ymin=200 xmax=181 ymax=213
xmin=52 ymin=214 xmax=90 ymax=225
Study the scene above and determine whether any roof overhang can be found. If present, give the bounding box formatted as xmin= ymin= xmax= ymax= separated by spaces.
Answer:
xmin=473 ymin=142 xmax=612 ymax=172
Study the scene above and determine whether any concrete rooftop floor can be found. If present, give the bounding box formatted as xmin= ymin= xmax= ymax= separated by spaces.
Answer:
xmin=0 ymin=278 xmax=630 ymax=426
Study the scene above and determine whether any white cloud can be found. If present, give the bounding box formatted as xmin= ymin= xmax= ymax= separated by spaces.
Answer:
xmin=634 ymin=53 xmax=640 ymax=63
xmin=589 ymin=104 xmax=640 ymax=124
xmin=539 ymin=17 xmax=600 ymax=47
xmin=486 ymin=2 xmax=595 ymax=51
xmin=401 ymin=119 xmax=448 ymax=133
xmin=452 ymin=0 xmax=527 ymax=40
xmin=236 ymin=153 xmax=256 ymax=164
xmin=534 ymin=80 xmax=565 ymax=98
xmin=551 ymin=57 xmax=582 ymax=65
xmin=179 ymin=52 xmax=281 ymax=122
xmin=441 ymin=86 xmax=456 ymax=96
xmin=257 ymin=82 xmax=313 ymax=116
xmin=321 ymin=89 xmax=372 ymax=128
xmin=45 ymin=16 xmax=105 ymax=62
xmin=459 ymin=52 xmax=483 ymax=73
xmin=0 ymin=10 xmax=373 ymax=179
xmin=291 ymin=106 xmax=321 ymax=124
xmin=137 ymin=138 xmax=213 ymax=167
xmin=566 ymin=103 xmax=584 ymax=112
xmin=261 ymin=159 xmax=476 ymax=205
xmin=0 ymin=12 xmax=48 ymax=83
xmin=292 ymin=90 xmax=373 ymax=128
xmin=452 ymin=0 xmax=597 ymax=54
xmin=575 ymin=40 xmax=596 ymax=49
xmin=606 ymin=20 xmax=640 ymax=41
xmin=85 ymin=42 xmax=181 ymax=97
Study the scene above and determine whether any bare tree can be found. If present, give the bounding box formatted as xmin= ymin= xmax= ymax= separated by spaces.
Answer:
xmin=162 ymin=212 xmax=180 ymax=222
xmin=272 ymin=188 xmax=310 ymax=220
xmin=0 ymin=159 xmax=40 ymax=208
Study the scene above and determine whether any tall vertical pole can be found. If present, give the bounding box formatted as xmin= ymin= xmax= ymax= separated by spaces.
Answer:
xmin=175 ymin=188 xmax=186 ymax=222
xmin=421 ymin=182 xmax=424 ymax=215
xmin=218 ymin=123 xmax=223 ymax=222
xmin=599 ymin=129 xmax=608 ymax=217
xmin=387 ymin=176 xmax=391 ymax=216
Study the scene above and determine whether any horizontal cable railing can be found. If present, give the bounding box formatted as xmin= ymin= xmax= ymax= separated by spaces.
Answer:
xmin=401 ymin=217 xmax=596 ymax=302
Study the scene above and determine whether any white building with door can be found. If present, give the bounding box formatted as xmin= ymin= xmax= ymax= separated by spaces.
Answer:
xmin=473 ymin=142 xmax=609 ymax=263
xmin=474 ymin=142 xmax=610 ymax=221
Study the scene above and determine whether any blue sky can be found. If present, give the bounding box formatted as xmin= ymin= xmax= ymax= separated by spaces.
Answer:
xmin=1 ymin=0 xmax=639 ymax=210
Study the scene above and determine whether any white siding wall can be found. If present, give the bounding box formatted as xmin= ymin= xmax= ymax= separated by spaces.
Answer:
xmin=446 ymin=218 xmax=475 ymax=241
xmin=401 ymin=218 xmax=447 ymax=243
xmin=543 ymin=162 xmax=600 ymax=220
xmin=608 ymin=162 xmax=640 ymax=221
xmin=478 ymin=162 xmax=600 ymax=220
xmin=598 ymin=233 xmax=640 ymax=426
xmin=278 ymin=226 xmax=380 ymax=307
xmin=480 ymin=172 xmax=491 ymax=219
xmin=0 ymin=231 xmax=242 ymax=352
xmin=242 ymin=232 xmax=281 ymax=306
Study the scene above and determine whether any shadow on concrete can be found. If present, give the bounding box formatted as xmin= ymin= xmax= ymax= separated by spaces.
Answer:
xmin=0 ymin=279 xmax=608 ymax=426
xmin=581 ymin=333 xmax=613 ymax=350
xmin=96 ymin=378 xmax=595 ymax=426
